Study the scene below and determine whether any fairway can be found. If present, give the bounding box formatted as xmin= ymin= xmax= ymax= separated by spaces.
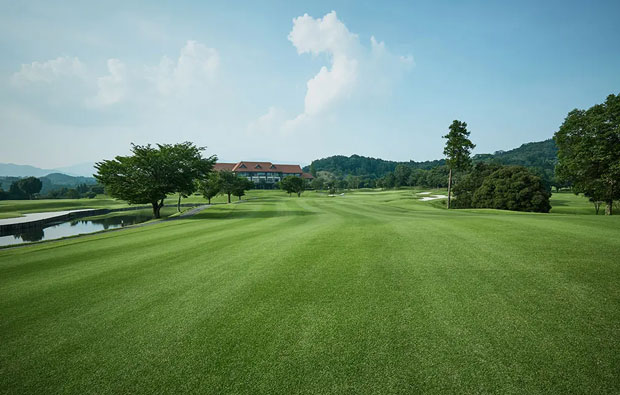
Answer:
xmin=1 ymin=190 xmax=619 ymax=394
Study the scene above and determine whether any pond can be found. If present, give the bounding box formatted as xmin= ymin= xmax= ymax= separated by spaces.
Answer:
xmin=0 ymin=213 xmax=153 ymax=247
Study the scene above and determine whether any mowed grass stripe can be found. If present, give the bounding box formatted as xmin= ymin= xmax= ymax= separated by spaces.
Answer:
xmin=0 ymin=190 xmax=619 ymax=394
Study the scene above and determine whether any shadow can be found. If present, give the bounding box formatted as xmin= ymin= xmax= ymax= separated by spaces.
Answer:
xmin=191 ymin=209 xmax=318 ymax=220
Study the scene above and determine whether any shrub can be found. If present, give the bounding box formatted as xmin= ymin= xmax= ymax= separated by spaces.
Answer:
xmin=471 ymin=166 xmax=551 ymax=212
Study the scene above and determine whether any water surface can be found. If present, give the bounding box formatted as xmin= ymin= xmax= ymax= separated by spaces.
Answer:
xmin=0 ymin=214 xmax=152 ymax=247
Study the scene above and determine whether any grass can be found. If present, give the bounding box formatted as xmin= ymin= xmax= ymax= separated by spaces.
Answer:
xmin=0 ymin=193 xmax=233 ymax=220
xmin=0 ymin=189 xmax=618 ymax=394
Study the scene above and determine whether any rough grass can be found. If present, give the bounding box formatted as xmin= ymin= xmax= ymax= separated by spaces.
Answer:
xmin=0 ymin=190 xmax=618 ymax=394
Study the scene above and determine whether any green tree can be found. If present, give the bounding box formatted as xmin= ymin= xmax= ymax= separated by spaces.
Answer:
xmin=309 ymin=162 xmax=317 ymax=177
xmin=471 ymin=166 xmax=551 ymax=213
xmin=200 ymin=172 xmax=222 ymax=204
xmin=554 ymin=93 xmax=620 ymax=215
xmin=311 ymin=177 xmax=325 ymax=190
xmin=16 ymin=177 xmax=42 ymax=199
xmin=219 ymin=170 xmax=238 ymax=203
xmin=452 ymin=162 xmax=502 ymax=209
xmin=233 ymin=177 xmax=254 ymax=200
xmin=443 ymin=120 xmax=476 ymax=208
xmin=95 ymin=142 xmax=216 ymax=218
xmin=280 ymin=176 xmax=305 ymax=197
xmin=393 ymin=164 xmax=411 ymax=187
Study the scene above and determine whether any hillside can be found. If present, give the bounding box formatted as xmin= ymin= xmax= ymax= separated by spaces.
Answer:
xmin=304 ymin=139 xmax=557 ymax=180
xmin=0 ymin=173 xmax=97 ymax=194
xmin=0 ymin=163 xmax=57 ymax=177
xmin=473 ymin=139 xmax=557 ymax=181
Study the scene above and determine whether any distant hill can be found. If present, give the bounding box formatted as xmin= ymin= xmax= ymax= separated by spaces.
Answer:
xmin=0 ymin=162 xmax=97 ymax=178
xmin=473 ymin=139 xmax=557 ymax=182
xmin=0 ymin=173 xmax=97 ymax=194
xmin=54 ymin=162 xmax=97 ymax=177
xmin=304 ymin=138 xmax=558 ymax=181
xmin=0 ymin=163 xmax=57 ymax=177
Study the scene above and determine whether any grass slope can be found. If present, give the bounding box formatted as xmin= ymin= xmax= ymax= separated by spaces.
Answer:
xmin=0 ymin=190 xmax=618 ymax=394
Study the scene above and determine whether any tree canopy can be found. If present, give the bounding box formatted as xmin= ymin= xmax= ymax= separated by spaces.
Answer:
xmin=280 ymin=176 xmax=305 ymax=197
xmin=443 ymin=120 xmax=475 ymax=208
xmin=95 ymin=142 xmax=216 ymax=218
xmin=554 ymin=93 xmax=620 ymax=215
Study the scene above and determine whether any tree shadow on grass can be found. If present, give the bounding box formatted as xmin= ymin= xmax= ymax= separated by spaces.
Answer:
xmin=190 ymin=209 xmax=318 ymax=220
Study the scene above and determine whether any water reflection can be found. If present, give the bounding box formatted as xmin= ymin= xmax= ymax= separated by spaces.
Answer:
xmin=0 ymin=213 xmax=152 ymax=247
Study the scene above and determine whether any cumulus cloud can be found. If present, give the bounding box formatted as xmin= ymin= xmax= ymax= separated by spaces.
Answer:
xmin=288 ymin=12 xmax=360 ymax=119
xmin=253 ymin=11 xmax=413 ymax=134
xmin=11 ymin=40 xmax=220 ymax=110
xmin=12 ymin=56 xmax=86 ymax=84
xmin=149 ymin=40 xmax=220 ymax=96
xmin=89 ymin=59 xmax=127 ymax=106
xmin=247 ymin=106 xmax=287 ymax=134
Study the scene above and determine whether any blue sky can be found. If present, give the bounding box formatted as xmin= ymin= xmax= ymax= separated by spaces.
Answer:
xmin=1 ymin=0 xmax=619 ymax=170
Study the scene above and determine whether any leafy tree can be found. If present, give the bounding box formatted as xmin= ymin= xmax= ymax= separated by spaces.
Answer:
xmin=554 ymin=93 xmax=620 ymax=215
xmin=9 ymin=181 xmax=26 ymax=199
xmin=311 ymin=177 xmax=325 ymax=190
xmin=443 ymin=120 xmax=475 ymax=208
xmin=233 ymin=177 xmax=254 ymax=200
xmin=383 ymin=173 xmax=396 ymax=189
xmin=452 ymin=163 xmax=502 ymax=208
xmin=15 ymin=177 xmax=43 ymax=199
xmin=200 ymin=172 xmax=222 ymax=204
xmin=95 ymin=142 xmax=216 ymax=218
xmin=219 ymin=170 xmax=238 ymax=203
xmin=280 ymin=176 xmax=305 ymax=197
xmin=393 ymin=164 xmax=411 ymax=187
xmin=471 ymin=166 xmax=551 ymax=212
xmin=309 ymin=162 xmax=317 ymax=177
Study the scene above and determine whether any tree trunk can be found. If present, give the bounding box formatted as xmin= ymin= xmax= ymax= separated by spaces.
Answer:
xmin=447 ymin=168 xmax=453 ymax=209
xmin=238 ymin=195 xmax=241 ymax=201
xmin=152 ymin=201 xmax=161 ymax=218
xmin=594 ymin=202 xmax=600 ymax=215
xmin=297 ymin=192 xmax=301 ymax=197
xmin=208 ymin=197 xmax=211 ymax=205
xmin=605 ymin=200 xmax=613 ymax=215
xmin=177 ymin=194 xmax=182 ymax=212
xmin=227 ymin=192 xmax=231 ymax=203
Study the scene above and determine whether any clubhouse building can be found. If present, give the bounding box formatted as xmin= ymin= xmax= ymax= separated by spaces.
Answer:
xmin=214 ymin=161 xmax=313 ymax=187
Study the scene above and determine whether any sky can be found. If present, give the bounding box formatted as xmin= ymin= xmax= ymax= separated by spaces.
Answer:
xmin=1 ymin=0 xmax=619 ymax=170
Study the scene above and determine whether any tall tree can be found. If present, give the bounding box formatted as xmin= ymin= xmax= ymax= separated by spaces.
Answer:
xmin=200 ymin=172 xmax=222 ymax=204
xmin=280 ymin=176 xmax=305 ymax=197
xmin=219 ymin=170 xmax=238 ymax=203
xmin=15 ymin=177 xmax=42 ymax=200
xmin=443 ymin=120 xmax=476 ymax=208
xmin=95 ymin=142 xmax=216 ymax=218
xmin=554 ymin=93 xmax=620 ymax=215
xmin=233 ymin=177 xmax=254 ymax=200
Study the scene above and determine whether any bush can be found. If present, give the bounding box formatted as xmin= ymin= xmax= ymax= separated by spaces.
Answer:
xmin=452 ymin=163 xmax=502 ymax=208
xmin=471 ymin=166 xmax=551 ymax=212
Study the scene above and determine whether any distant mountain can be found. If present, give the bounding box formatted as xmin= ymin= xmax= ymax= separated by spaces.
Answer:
xmin=473 ymin=139 xmax=557 ymax=182
xmin=0 ymin=172 xmax=97 ymax=194
xmin=54 ymin=162 xmax=97 ymax=177
xmin=38 ymin=173 xmax=97 ymax=193
xmin=304 ymin=138 xmax=558 ymax=181
xmin=0 ymin=163 xmax=57 ymax=177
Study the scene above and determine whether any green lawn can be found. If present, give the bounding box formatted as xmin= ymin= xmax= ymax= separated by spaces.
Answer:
xmin=1 ymin=190 xmax=618 ymax=394
xmin=0 ymin=193 xmax=233 ymax=220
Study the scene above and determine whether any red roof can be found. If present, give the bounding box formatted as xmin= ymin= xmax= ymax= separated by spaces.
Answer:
xmin=213 ymin=163 xmax=236 ymax=171
xmin=214 ymin=161 xmax=304 ymax=174
xmin=302 ymin=172 xmax=314 ymax=179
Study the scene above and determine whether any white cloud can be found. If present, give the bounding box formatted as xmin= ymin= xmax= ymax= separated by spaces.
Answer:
xmin=252 ymin=11 xmax=414 ymax=133
xmin=247 ymin=106 xmax=287 ymax=134
xmin=12 ymin=56 xmax=86 ymax=84
xmin=149 ymin=40 xmax=219 ymax=96
xmin=89 ymin=58 xmax=127 ymax=106
xmin=288 ymin=11 xmax=360 ymax=120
